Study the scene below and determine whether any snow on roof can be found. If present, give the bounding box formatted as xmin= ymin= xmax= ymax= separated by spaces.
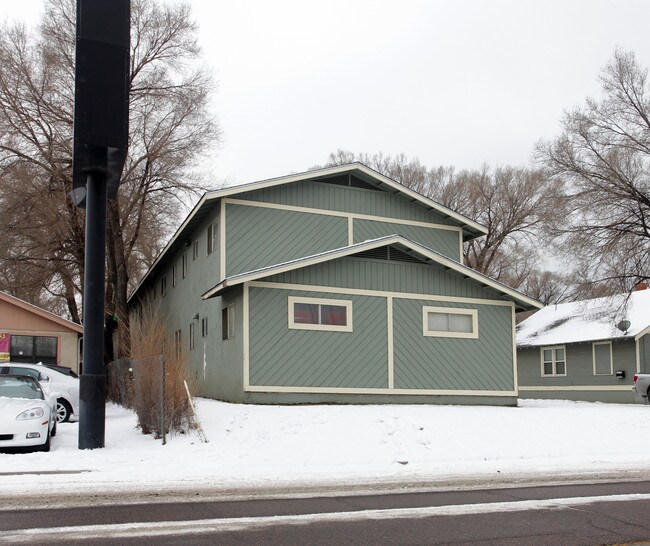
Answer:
xmin=516 ymin=288 xmax=650 ymax=347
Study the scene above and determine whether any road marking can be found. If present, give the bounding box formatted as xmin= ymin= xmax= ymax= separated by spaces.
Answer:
xmin=3 ymin=493 xmax=650 ymax=543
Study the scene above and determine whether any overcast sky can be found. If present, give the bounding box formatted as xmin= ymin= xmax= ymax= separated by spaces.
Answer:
xmin=3 ymin=0 xmax=650 ymax=186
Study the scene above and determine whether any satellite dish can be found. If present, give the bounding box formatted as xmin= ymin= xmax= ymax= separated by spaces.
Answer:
xmin=617 ymin=319 xmax=631 ymax=334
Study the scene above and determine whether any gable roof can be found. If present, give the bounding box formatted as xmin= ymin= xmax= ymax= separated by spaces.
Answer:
xmin=129 ymin=163 xmax=488 ymax=301
xmin=201 ymin=235 xmax=541 ymax=312
xmin=516 ymin=289 xmax=650 ymax=347
xmin=0 ymin=292 xmax=83 ymax=334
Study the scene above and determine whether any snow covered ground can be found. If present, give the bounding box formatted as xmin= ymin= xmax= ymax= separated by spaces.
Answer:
xmin=2 ymin=398 xmax=650 ymax=497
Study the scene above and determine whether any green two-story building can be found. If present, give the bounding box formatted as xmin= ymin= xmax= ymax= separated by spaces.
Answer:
xmin=130 ymin=163 xmax=540 ymax=405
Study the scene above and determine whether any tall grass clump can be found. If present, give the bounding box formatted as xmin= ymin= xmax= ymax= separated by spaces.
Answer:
xmin=128 ymin=304 xmax=193 ymax=438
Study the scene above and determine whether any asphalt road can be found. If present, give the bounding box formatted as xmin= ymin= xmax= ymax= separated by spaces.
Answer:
xmin=2 ymin=480 xmax=650 ymax=544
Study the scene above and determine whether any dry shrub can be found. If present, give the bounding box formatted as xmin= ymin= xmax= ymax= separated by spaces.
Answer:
xmin=107 ymin=358 xmax=134 ymax=408
xmin=129 ymin=303 xmax=194 ymax=438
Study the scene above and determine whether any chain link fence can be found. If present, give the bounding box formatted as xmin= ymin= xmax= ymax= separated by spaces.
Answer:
xmin=107 ymin=355 xmax=193 ymax=442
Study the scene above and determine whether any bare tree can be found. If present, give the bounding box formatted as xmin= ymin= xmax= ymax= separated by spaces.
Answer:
xmin=320 ymin=151 xmax=566 ymax=290
xmin=538 ymin=49 xmax=650 ymax=292
xmin=0 ymin=0 xmax=220 ymax=356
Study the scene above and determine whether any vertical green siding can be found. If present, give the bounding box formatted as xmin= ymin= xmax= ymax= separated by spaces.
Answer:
xmin=239 ymin=181 xmax=456 ymax=226
xmin=641 ymin=334 xmax=650 ymax=373
xmin=225 ymin=203 xmax=348 ymax=276
xmin=353 ymin=219 xmax=461 ymax=261
xmin=133 ymin=207 xmax=247 ymax=402
xmin=393 ymin=299 xmax=514 ymax=391
xmin=248 ymin=287 xmax=388 ymax=389
xmin=263 ymin=257 xmax=502 ymax=301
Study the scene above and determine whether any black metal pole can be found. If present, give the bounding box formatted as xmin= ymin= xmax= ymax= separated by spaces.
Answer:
xmin=79 ymin=169 xmax=107 ymax=450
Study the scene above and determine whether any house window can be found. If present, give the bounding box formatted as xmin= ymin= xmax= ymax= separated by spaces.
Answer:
xmin=222 ymin=305 xmax=235 ymax=340
xmin=192 ymin=240 xmax=199 ymax=261
xmin=207 ymin=221 xmax=217 ymax=255
xmin=10 ymin=335 xmax=58 ymax=365
xmin=174 ymin=329 xmax=182 ymax=358
xmin=189 ymin=322 xmax=195 ymax=351
xmin=161 ymin=276 xmax=167 ymax=297
xmin=422 ymin=307 xmax=478 ymax=339
xmin=172 ymin=263 xmax=177 ymax=287
xmin=288 ymin=296 xmax=353 ymax=332
xmin=593 ymin=341 xmax=613 ymax=375
xmin=201 ymin=317 xmax=209 ymax=338
xmin=541 ymin=346 xmax=566 ymax=377
xmin=182 ymin=253 xmax=188 ymax=279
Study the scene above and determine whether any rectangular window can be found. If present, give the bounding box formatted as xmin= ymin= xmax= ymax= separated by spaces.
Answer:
xmin=182 ymin=253 xmax=188 ymax=279
xmin=161 ymin=276 xmax=167 ymax=297
xmin=10 ymin=335 xmax=58 ymax=365
xmin=172 ymin=263 xmax=177 ymax=287
xmin=422 ymin=306 xmax=478 ymax=339
xmin=541 ymin=346 xmax=566 ymax=377
xmin=288 ymin=296 xmax=353 ymax=332
xmin=189 ymin=322 xmax=195 ymax=351
xmin=201 ymin=317 xmax=209 ymax=338
xmin=174 ymin=329 xmax=182 ymax=358
xmin=207 ymin=221 xmax=217 ymax=255
xmin=593 ymin=341 xmax=613 ymax=375
xmin=193 ymin=240 xmax=199 ymax=261
xmin=222 ymin=305 xmax=235 ymax=340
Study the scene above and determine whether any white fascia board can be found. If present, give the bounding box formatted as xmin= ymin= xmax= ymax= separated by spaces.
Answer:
xmin=129 ymin=193 xmax=210 ymax=302
xmin=202 ymin=234 xmax=541 ymax=310
xmin=204 ymin=163 xmax=488 ymax=237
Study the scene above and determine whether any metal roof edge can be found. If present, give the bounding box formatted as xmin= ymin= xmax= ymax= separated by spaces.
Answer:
xmin=202 ymin=235 xmax=541 ymax=311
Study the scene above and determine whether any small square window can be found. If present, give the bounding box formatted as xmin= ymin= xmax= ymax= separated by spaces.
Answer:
xmin=541 ymin=346 xmax=567 ymax=377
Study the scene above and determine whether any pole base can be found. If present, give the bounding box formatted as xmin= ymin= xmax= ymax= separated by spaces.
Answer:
xmin=78 ymin=374 xmax=106 ymax=449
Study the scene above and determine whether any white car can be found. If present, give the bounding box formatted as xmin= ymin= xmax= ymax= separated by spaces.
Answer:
xmin=0 ymin=375 xmax=57 ymax=451
xmin=0 ymin=363 xmax=79 ymax=423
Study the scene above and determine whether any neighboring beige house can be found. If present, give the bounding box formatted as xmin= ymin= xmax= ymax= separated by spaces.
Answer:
xmin=0 ymin=292 xmax=82 ymax=372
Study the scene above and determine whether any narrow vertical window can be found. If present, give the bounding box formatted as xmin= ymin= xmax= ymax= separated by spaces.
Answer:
xmin=172 ymin=263 xmax=177 ymax=287
xmin=201 ymin=317 xmax=208 ymax=337
xmin=207 ymin=221 xmax=217 ymax=255
xmin=189 ymin=322 xmax=195 ymax=351
xmin=193 ymin=240 xmax=199 ymax=261
xmin=182 ymin=253 xmax=188 ymax=279
xmin=222 ymin=304 xmax=235 ymax=340
xmin=174 ymin=329 xmax=182 ymax=358
xmin=161 ymin=276 xmax=167 ymax=297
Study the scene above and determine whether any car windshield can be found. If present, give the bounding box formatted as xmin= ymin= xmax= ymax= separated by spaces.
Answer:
xmin=0 ymin=376 xmax=44 ymax=400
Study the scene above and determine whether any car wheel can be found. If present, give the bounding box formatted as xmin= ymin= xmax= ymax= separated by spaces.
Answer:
xmin=56 ymin=399 xmax=72 ymax=423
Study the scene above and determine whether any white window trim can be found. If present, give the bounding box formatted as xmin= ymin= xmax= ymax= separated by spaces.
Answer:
xmin=592 ymin=341 xmax=614 ymax=376
xmin=540 ymin=345 xmax=567 ymax=377
xmin=288 ymin=296 xmax=353 ymax=333
xmin=422 ymin=306 xmax=478 ymax=339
